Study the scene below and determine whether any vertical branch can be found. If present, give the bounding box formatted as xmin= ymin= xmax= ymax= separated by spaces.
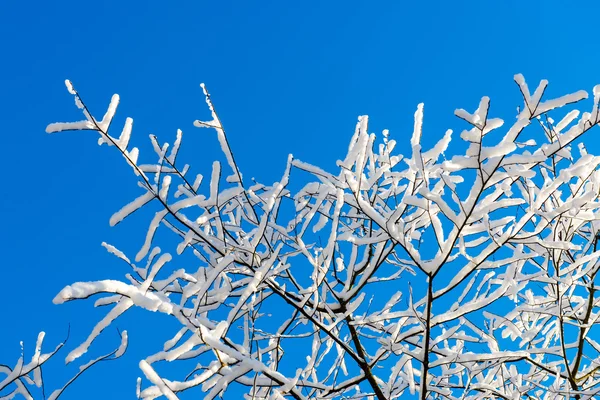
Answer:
xmin=346 ymin=315 xmax=387 ymax=400
xmin=420 ymin=275 xmax=433 ymax=400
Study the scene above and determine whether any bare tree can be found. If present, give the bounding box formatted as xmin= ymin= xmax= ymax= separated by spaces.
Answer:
xmin=4 ymin=74 xmax=600 ymax=399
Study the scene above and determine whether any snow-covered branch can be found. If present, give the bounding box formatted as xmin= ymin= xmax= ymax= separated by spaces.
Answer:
xmin=6 ymin=74 xmax=600 ymax=399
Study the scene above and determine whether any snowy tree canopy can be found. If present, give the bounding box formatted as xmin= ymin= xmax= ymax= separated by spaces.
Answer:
xmin=4 ymin=75 xmax=600 ymax=399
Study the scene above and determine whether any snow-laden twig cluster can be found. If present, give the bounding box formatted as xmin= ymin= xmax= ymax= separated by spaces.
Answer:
xmin=0 ymin=330 xmax=127 ymax=399
xmin=5 ymin=74 xmax=600 ymax=399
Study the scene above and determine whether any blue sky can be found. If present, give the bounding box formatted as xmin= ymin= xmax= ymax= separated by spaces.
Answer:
xmin=3 ymin=1 xmax=600 ymax=398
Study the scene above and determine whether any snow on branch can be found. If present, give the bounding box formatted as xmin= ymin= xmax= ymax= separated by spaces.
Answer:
xmin=0 ymin=330 xmax=127 ymax=400
xmin=9 ymin=74 xmax=600 ymax=399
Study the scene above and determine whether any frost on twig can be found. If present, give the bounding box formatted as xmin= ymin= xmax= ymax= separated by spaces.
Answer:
xmin=0 ymin=330 xmax=127 ymax=400
xmin=15 ymin=74 xmax=600 ymax=399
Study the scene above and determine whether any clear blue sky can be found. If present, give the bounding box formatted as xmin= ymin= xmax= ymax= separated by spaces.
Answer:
xmin=2 ymin=1 xmax=600 ymax=398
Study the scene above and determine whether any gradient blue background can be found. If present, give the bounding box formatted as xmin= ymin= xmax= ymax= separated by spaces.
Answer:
xmin=2 ymin=1 xmax=600 ymax=398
